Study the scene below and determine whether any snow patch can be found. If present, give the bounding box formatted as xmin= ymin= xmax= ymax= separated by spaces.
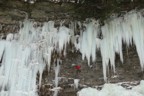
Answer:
xmin=77 ymin=80 xmax=144 ymax=96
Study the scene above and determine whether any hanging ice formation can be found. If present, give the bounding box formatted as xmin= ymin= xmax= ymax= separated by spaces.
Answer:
xmin=0 ymin=20 xmax=70 ymax=96
xmin=75 ymin=11 xmax=144 ymax=81
xmin=100 ymin=11 xmax=144 ymax=81
xmin=52 ymin=59 xmax=61 ymax=96
xmin=78 ymin=19 xmax=101 ymax=66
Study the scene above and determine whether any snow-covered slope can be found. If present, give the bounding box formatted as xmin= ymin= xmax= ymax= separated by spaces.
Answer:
xmin=77 ymin=80 xmax=144 ymax=96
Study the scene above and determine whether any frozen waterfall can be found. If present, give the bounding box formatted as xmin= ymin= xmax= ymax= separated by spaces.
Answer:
xmin=0 ymin=10 xmax=144 ymax=96
xmin=0 ymin=20 xmax=70 ymax=96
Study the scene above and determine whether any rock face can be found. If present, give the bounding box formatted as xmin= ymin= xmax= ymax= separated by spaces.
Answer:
xmin=0 ymin=0 xmax=144 ymax=34
xmin=0 ymin=0 xmax=79 ymax=24
xmin=0 ymin=0 xmax=144 ymax=96
xmin=0 ymin=0 xmax=144 ymax=24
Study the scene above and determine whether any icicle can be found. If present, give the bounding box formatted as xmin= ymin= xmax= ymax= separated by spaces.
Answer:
xmin=79 ymin=19 xmax=100 ymax=66
xmin=53 ymin=59 xmax=61 ymax=96
xmin=54 ymin=59 xmax=60 ymax=88
xmin=128 ymin=12 xmax=144 ymax=70
xmin=57 ymin=26 xmax=71 ymax=53
xmin=0 ymin=41 xmax=6 ymax=60
xmin=100 ymin=16 xmax=124 ymax=81
xmin=41 ymin=21 xmax=57 ymax=71
xmin=74 ymin=79 xmax=80 ymax=89
xmin=38 ymin=63 xmax=45 ymax=88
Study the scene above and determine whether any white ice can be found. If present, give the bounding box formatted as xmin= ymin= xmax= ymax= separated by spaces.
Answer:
xmin=0 ymin=20 xmax=70 ymax=96
xmin=74 ymin=79 xmax=80 ymax=89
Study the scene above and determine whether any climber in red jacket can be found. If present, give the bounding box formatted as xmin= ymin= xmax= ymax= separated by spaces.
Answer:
xmin=74 ymin=65 xmax=81 ymax=77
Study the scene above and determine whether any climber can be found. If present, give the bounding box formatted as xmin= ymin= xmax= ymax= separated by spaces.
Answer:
xmin=74 ymin=65 xmax=81 ymax=76
xmin=71 ymin=64 xmax=81 ymax=78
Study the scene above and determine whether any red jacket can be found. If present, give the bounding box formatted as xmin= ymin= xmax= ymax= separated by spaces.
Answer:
xmin=75 ymin=65 xmax=81 ymax=70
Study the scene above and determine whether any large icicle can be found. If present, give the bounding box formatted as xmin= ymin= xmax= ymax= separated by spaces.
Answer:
xmin=100 ymin=17 xmax=123 ymax=81
xmin=79 ymin=20 xmax=100 ymax=66
xmin=57 ymin=26 xmax=71 ymax=55
xmin=0 ymin=41 xmax=39 ymax=96
xmin=52 ymin=59 xmax=61 ymax=96
xmin=41 ymin=21 xmax=57 ymax=71
xmin=126 ymin=11 xmax=144 ymax=70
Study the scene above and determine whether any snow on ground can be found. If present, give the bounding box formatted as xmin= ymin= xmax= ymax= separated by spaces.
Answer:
xmin=77 ymin=80 xmax=144 ymax=96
